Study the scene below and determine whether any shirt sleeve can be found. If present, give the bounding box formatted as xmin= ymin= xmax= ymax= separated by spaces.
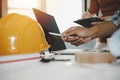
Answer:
xmin=109 ymin=8 xmax=120 ymax=29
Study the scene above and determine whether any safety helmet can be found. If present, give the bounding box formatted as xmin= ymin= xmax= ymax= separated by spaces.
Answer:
xmin=0 ymin=13 xmax=50 ymax=56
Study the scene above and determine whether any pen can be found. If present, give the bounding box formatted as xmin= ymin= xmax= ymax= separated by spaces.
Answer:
xmin=48 ymin=32 xmax=74 ymax=38
xmin=48 ymin=32 xmax=61 ymax=37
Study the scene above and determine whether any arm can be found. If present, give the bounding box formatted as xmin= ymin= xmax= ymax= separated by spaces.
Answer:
xmin=61 ymin=22 xmax=117 ymax=46
xmin=82 ymin=0 xmax=100 ymax=18
xmin=61 ymin=9 xmax=120 ymax=46
xmin=89 ymin=21 xmax=117 ymax=38
xmin=89 ymin=0 xmax=100 ymax=15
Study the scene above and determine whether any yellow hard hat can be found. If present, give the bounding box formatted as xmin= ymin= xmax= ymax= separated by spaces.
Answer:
xmin=0 ymin=13 xmax=50 ymax=56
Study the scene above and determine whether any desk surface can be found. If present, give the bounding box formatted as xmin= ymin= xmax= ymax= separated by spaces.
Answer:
xmin=0 ymin=54 xmax=120 ymax=80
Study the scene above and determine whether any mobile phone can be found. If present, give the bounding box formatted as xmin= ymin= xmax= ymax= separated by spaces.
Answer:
xmin=74 ymin=17 xmax=103 ymax=28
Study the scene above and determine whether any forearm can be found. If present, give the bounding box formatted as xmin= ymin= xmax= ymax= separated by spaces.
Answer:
xmin=89 ymin=0 xmax=99 ymax=15
xmin=89 ymin=21 xmax=117 ymax=39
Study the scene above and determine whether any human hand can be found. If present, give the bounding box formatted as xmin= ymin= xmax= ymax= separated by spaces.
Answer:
xmin=82 ymin=12 xmax=97 ymax=19
xmin=90 ymin=17 xmax=104 ymax=25
xmin=61 ymin=26 xmax=94 ymax=46
xmin=100 ymin=16 xmax=110 ymax=21
xmin=91 ymin=21 xmax=103 ymax=25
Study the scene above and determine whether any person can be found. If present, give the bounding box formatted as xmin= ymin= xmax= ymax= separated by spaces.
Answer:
xmin=61 ymin=8 xmax=120 ymax=56
xmin=109 ymin=29 xmax=120 ymax=57
xmin=82 ymin=0 xmax=120 ymax=51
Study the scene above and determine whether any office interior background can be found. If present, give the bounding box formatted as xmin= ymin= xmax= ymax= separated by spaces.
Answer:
xmin=0 ymin=0 xmax=95 ymax=49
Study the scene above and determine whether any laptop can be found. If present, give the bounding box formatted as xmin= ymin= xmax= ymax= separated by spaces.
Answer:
xmin=33 ymin=8 xmax=89 ymax=54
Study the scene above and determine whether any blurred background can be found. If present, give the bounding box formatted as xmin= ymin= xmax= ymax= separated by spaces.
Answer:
xmin=0 ymin=0 xmax=95 ymax=49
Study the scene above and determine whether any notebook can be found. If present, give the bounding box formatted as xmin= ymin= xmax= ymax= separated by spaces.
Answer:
xmin=33 ymin=8 xmax=89 ymax=54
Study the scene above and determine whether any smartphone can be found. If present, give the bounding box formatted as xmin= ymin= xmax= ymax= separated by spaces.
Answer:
xmin=74 ymin=17 xmax=103 ymax=28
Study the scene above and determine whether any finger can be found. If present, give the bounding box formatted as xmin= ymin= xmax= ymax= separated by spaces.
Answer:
xmin=62 ymin=27 xmax=75 ymax=41
xmin=82 ymin=12 xmax=92 ymax=18
xmin=82 ymin=37 xmax=92 ymax=43
xmin=73 ymin=37 xmax=92 ymax=46
xmin=71 ymin=37 xmax=83 ymax=44
xmin=71 ymin=41 xmax=84 ymax=46
xmin=61 ymin=35 xmax=67 ymax=40
xmin=65 ymin=36 xmax=79 ymax=42
xmin=99 ymin=17 xmax=105 ymax=20
xmin=92 ymin=14 xmax=97 ymax=17
xmin=100 ymin=16 xmax=110 ymax=21
xmin=71 ymin=38 xmax=84 ymax=46
xmin=91 ymin=22 xmax=102 ymax=25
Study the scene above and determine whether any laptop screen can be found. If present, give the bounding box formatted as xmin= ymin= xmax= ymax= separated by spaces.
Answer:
xmin=33 ymin=8 xmax=66 ymax=51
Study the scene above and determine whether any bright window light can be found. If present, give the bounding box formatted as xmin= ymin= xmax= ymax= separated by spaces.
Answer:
xmin=8 ymin=0 xmax=40 ymax=20
xmin=8 ymin=0 xmax=38 ymax=9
